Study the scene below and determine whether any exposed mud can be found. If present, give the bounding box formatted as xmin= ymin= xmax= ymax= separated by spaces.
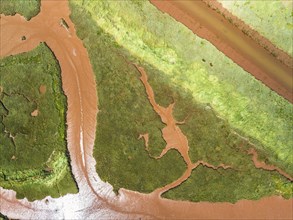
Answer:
xmin=39 ymin=85 xmax=46 ymax=94
xmin=0 ymin=0 xmax=292 ymax=219
xmin=150 ymin=0 xmax=293 ymax=103
xmin=30 ymin=109 xmax=39 ymax=117
xmin=135 ymin=64 xmax=231 ymax=196
xmin=248 ymin=148 xmax=293 ymax=182
xmin=1 ymin=0 xmax=101 ymax=195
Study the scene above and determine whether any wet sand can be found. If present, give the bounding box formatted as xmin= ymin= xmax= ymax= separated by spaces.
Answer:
xmin=0 ymin=0 xmax=292 ymax=219
xmin=150 ymin=0 xmax=293 ymax=103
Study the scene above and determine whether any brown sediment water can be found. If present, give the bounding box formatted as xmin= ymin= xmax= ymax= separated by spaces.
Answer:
xmin=248 ymin=148 xmax=293 ymax=182
xmin=0 ymin=0 xmax=126 ymax=218
xmin=135 ymin=64 xmax=231 ymax=196
xmin=0 ymin=0 xmax=292 ymax=219
xmin=134 ymin=64 xmax=292 ymax=193
xmin=150 ymin=0 xmax=293 ymax=103
xmin=0 ymin=0 xmax=99 ymax=194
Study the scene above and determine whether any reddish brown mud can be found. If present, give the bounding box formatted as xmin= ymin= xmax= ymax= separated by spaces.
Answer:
xmin=135 ymin=64 xmax=231 ymax=196
xmin=39 ymin=85 xmax=46 ymax=94
xmin=150 ymin=0 xmax=293 ymax=103
xmin=135 ymin=64 xmax=292 ymax=194
xmin=0 ymin=0 xmax=101 ymax=195
xmin=30 ymin=109 xmax=39 ymax=117
xmin=0 ymin=0 xmax=130 ymax=218
xmin=138 ymin=133 xmax=150 ymax=152
xmin=118 ymin=189 xmax=293 ymax=220
xmin=0 ymin=0 xmax=292 ymax=219
xmin=248 ymin=148 xmax=293 ymax=181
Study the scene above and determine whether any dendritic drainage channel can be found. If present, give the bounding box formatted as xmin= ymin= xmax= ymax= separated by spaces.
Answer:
xmin=135 ymin=64 xmax=232 ymax=197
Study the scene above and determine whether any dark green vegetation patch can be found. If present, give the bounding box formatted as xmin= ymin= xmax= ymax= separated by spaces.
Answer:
xmin=0 ymin=0 xmax=40 ymax=20
xmin=0 ymin=43 xmax=78 ymax=201
xmin=70 ymin=3 xmax=292 ymax=202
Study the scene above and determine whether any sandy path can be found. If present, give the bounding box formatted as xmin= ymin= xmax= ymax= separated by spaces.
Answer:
xmin=0 ymin=0 xmax=292 ymax=219
xmin=150 ymin=0 xmax=293 ymax=103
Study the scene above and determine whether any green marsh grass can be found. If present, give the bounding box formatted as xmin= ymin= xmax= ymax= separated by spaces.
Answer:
xmin=69 ymin=3 xmax=292 ymax=202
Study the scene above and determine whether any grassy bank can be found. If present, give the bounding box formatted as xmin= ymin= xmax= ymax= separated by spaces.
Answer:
xmin=0 ymin=43 xmax=78 ymax=200
xmin=69 ymin=1 xmax=292 ymax=202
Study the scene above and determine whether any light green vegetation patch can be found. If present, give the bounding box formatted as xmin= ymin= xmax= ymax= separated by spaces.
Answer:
xmin=0 ymin=43 xmax=78 ymax=201
xmin=218 ymin=0 xmax=293 ymax=56
xmin=0 ymin=0 xmax=40 ymax=20
xmin=70 ymin=2 xmax=292 ymax=202
xmin=71 ymin=0 xmax=293 ymax=175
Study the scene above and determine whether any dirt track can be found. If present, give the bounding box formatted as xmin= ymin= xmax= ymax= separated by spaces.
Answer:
xmin=0 ymin=0 xmax=292 ymax=219
xmin=150 ymin=0 xmax=293 ymax=103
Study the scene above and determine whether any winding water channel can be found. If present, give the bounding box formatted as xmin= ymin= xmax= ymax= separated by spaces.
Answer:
xmin=0 ymin=0 xmax=292 ymax=219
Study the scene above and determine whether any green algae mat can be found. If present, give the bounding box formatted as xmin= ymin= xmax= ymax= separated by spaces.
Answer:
xmin=69 ymin=0 xmax=292 ymax=203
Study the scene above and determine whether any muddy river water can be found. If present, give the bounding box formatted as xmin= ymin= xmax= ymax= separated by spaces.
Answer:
xmin=0 ymin=0 xmax=292 ymax=219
